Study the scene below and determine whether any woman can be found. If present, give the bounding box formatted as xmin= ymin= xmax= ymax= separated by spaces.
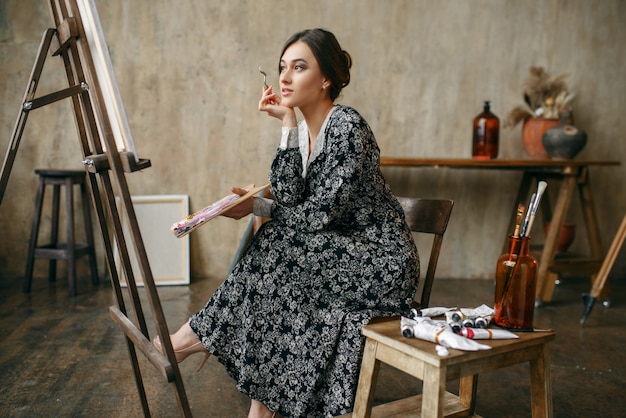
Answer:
xmin=156 ymin=28 xmax=419 ymax=418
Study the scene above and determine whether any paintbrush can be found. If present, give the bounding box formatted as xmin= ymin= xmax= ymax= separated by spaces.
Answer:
xmin=520 ymin=193 xmax=536 ymax=238
xmin=258 ymin=66 xmax=268 ymax=88
xmin=522 ymin=181 xmax=547 ymax=238
xmin=513 ymin=202 xmax=525 ymax=237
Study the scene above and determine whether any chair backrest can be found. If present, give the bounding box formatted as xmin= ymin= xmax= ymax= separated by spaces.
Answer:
xmin=396 ymin=197 xmax=454 ymax=309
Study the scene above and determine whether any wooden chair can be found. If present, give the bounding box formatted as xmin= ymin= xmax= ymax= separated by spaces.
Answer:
xmin=396 ymin=197 xmax=454 ymax=310
xmin=343 ymin=198 xmax=557 ymax=418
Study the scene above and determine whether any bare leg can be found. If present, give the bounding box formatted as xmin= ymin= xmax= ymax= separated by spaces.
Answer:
xmin=248 ymin=399 xmax=279 ymax=418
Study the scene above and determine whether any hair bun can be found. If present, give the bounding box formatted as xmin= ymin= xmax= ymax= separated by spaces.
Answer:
xmin=343 ymin=50 xmax=353 ymax=70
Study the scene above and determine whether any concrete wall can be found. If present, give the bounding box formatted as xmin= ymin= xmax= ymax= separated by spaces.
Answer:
xmin=1 ymin=0 xmax=625 ymax=283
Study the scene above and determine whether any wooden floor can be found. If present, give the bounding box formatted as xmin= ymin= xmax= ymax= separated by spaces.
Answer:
xmin=0 ymin=272 xmax=624 ymax=417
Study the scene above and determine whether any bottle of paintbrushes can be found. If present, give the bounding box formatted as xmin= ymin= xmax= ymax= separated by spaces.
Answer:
xmin=494 ymin=182 xmax=546 ymax=330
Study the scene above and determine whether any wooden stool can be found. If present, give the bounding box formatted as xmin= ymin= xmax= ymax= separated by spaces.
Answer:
xmin=345 ymin=319 xmax=555 ymax=418
xmin=24 ymin=169 xmax=98 ymax=296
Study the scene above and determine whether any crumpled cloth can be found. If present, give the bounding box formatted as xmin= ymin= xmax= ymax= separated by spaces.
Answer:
xmin=400 ymin=316 xmax=491 ymax=351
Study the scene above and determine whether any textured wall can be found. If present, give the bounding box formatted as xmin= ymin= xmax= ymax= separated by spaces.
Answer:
xmin=1 ymin=0 xmax=625 ymax=282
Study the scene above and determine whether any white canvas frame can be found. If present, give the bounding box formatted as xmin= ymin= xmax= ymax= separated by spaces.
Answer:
xmin=115 ymin=195 xmax=190 ymax=286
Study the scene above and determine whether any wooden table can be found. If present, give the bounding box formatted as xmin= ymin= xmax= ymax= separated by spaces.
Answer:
xmin=380 ymin=158 xmax=620 ymax=302
xmin=343 ymin=319 xmax=555 ymax=418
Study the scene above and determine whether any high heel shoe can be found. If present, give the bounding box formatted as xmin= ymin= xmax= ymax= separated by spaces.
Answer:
xmin=153 ymin=335 xmax=211 ymax=371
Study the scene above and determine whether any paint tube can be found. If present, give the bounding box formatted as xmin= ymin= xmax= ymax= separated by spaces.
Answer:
xmin=461 ymin=327 xmax=519 ymax=340
xmin=474 ymin=314 xmax=493 ymax=328
xmin=445 ymin=310 xmax=464 ymax=333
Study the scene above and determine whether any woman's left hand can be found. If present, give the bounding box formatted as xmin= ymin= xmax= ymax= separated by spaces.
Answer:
xmin=221 ymin=187 xmax=254 ymax=220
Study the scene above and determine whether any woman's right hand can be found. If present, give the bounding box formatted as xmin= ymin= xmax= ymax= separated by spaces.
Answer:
xmin=220 ymin=187 xmax=253 ymax=220
xmin=258 ymin=86 xmax=297 ymax=127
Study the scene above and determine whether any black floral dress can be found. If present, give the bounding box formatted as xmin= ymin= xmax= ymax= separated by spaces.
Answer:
xmin=189 ymin=105 xmax=419 ymax=417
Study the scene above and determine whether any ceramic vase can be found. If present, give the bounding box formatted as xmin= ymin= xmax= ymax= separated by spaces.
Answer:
xmin=521 ymin=118 xmax=559 ymax=159
xmin=542 ymin=124 xmax=588 ymax=160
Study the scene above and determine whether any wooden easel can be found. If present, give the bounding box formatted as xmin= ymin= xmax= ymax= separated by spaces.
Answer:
xmin=0 ymin=1 xmax=192 ymax=416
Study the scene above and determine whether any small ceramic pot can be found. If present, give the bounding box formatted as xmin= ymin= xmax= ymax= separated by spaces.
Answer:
xmin=542 ymin=125 xmax=588 ymax=160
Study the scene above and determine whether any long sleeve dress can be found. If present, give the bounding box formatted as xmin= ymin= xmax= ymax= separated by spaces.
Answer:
xmin=189 ymin=105 xmax=419 ymax=417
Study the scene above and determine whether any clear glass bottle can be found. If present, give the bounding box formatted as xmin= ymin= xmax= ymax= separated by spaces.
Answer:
xmin=472 ymin=100 xmax=500 ymax=159
xmin=494 ymin=235 xmax=537 ymax=329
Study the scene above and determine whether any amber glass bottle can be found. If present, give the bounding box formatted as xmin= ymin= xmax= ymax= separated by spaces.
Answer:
xmin=472 ymin=101 xmax=500 ymax=159
xmin=494 ymin=235 xmax=537 ymax=330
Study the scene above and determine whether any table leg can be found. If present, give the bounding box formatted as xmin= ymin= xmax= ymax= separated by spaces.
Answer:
xmin=577 ymin=170 xmax=610 ymax=300
xmin=537 ymin=173 xmax=577 ymax=302
xmin=529 ymin=342 xmax=553 ymax=418
xmin=352 ymin=339 xmax=380 ymax=418
xmin=576 ymin=169 xmax=602 ymax=260
xmin=421 ymin=363 xmax=447 ymax=418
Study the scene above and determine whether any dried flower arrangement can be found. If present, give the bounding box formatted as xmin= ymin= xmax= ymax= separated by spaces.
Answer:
xmin=504 ymin=66 xmax=575 ymax=128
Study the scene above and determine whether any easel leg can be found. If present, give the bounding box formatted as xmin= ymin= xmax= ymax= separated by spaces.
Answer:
xmin=125 ymin=336 xmax=152 ymax=418
xmin=0 ymin=29 xmax=56 ymax=204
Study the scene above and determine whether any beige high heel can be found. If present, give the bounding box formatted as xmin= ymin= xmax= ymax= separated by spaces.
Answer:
xmin=153 ymin=335 xmax=210 ymax=371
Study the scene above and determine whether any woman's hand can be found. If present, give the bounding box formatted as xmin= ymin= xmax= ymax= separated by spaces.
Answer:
xmin=221 ymin=187 xmax=254 ymax=220
xmin=258 ymin=86 xmax=297 ymax=127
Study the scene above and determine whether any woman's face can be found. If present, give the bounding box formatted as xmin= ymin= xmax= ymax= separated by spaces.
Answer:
xmin=279 ymin=40 xmax=328 ymax=109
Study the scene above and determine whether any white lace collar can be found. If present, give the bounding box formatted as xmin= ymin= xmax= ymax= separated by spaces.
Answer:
xmin=298 ymin=105 xmax=337 ymax=177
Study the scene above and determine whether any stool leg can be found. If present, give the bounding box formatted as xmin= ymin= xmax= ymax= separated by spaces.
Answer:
xmin=80 ymin=180 xmax=98 ymax=286
xmin=48 ymin=183 xmax=61 ymax=283
xmin=24 ymin=176 xmax=46 ymax=293
xmin=530 ymin=343 xmax=553 ymax=418
xmin=421 ymin=363 xmax=446 ymax=418
xmin=66 ymin=177 xmax=77 ymax=297
xmin=352 ymin=339 xmax=380 ymax=418
xmin=459 ymin=374 xmax=478 ymax=414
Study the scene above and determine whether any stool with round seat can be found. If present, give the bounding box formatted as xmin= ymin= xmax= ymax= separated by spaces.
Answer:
xmin=24 ymin=169 xmax=98 ymax=296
